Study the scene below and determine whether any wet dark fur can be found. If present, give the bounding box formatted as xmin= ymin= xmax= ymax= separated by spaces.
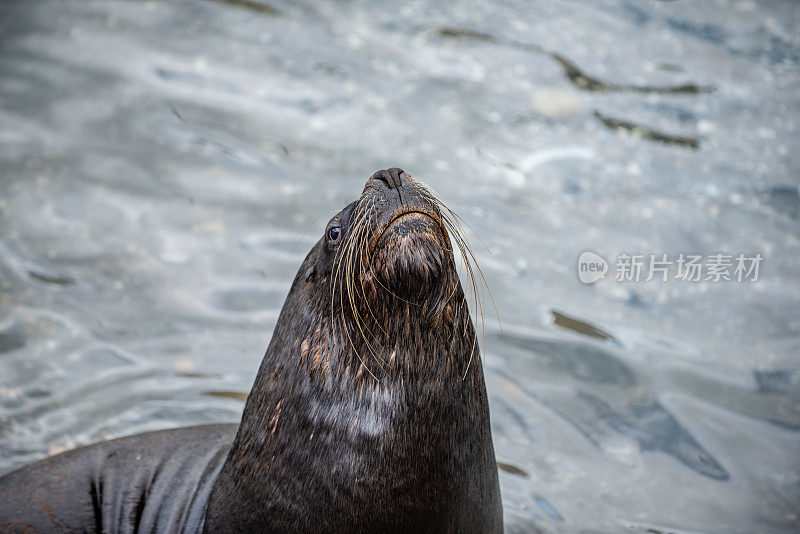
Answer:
xmin=0 ymin=169 xmax=502 ymax=533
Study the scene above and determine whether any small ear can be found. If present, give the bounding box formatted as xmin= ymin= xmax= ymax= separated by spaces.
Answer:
xmin=304 ymin=265 xmax=316 ymax=282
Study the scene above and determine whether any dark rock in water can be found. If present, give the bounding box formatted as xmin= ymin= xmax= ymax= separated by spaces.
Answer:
xmin=764 ymin=185 xmax=800 ymax=220
xmin=207 ymin=0 xmax=279 ymax=15
xmin=594 ymin=110 xmax=700 ymax=149
xmin=666 ymin=17 xmax=726 ymax=45
xmin=0 ymin=323 xmax=25 ymax=353
xmin=551 ymin=310 xmax=618 ymax=344
xmin=497 ymin=461 xmax=530 ymax=478
xmin=204 ymin=390 xmax=249 ymax=402
xmin=552 ymin=54 xmax=713 ymax=95
xmin=433 ymin=27 xmax=498 ymax=43
xmin=27 ymin=270 xmax=75 ymax=286
xmin=754 ymin=369 xmax=800 ymax=396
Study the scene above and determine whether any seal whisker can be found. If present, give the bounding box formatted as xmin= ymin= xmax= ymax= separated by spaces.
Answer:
xmin=345 ymin=203 xmax=387 ymax=371
xmin=452 ymin=228 xmax=488 ymax=367
xmin=330 ymin=204 xmax=365 ymax=377
xmin=435 ymin=200 xmax=502 ymax=337
xmin=337 ymin=205 xmax=381 ymax=381
xmin=355 ymin=201 xmax=390 ymax=340
xmin=440 ymin=206 xmax=500 ymax=353
xmin=439 ymin=212 xmax=484 ymax=379
xmin=443 ymin=203 xmax=493 ymax=255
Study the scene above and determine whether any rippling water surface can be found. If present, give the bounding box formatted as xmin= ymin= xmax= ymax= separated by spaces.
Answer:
xmin=1 ymin=1 xmax=799 ymax=532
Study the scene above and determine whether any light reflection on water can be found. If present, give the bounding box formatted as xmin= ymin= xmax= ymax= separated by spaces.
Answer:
xmin=1 ymin=0 xmax=799 ymax=532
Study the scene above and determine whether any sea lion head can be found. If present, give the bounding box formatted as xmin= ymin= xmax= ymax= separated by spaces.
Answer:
xmin=271 ymin=168 xmax=478 ymax=382
xmin=207 ymin=170 xmax=502 ymax=533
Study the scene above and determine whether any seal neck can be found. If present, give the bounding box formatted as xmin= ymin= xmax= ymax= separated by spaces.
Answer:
xmin=204 ymin=289 xmax=501 ymax=532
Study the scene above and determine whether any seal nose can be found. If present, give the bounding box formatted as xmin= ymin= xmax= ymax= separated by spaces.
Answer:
xmin=372 ymin=168 xmax=405 ymax=189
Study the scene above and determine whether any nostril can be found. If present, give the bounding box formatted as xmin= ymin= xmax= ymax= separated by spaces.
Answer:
xmin=372 ymin=168 xmax=405 ymax=189
xmin=387 ymin=168 xmax=405 ymax=188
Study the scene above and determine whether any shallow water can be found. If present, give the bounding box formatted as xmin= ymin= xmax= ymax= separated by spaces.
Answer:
xmin=1 ymin=0 xmax=799 ymax=532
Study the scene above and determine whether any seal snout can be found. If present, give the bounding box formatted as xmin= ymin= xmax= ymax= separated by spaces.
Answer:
xmin=371 ymin=167 xmax=406 ymax=189
xmin=365 ymin=168 xmax=445 ymax=244
xmin=359 ymin=169 xmax=452 ymax=301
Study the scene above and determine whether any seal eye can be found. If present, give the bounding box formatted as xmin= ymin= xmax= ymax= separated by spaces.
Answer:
xmin=327 ymin=225 xmax=341 ymax=244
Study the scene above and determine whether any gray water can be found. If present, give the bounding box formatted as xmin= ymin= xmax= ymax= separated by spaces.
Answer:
xmin=1 ymin=1 xmax=799 ymax=532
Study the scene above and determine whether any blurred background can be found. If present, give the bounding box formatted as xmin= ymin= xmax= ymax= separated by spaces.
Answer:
xmin=0 ymin=1 xmax=798 ymax=532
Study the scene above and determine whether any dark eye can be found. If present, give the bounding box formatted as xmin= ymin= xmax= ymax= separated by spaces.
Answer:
xmin=327 ymin=225 xmax=341 ymax=243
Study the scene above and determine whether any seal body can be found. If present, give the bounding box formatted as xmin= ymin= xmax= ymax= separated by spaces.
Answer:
xmin=0 ymin=425 xmax=234 ymax=532
xmin=0 ymin=168 xmax=503 ymax=533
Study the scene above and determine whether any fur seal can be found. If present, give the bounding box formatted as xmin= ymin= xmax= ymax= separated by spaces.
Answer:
xmin=0 ymin=168 xmax=503 ymax=533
